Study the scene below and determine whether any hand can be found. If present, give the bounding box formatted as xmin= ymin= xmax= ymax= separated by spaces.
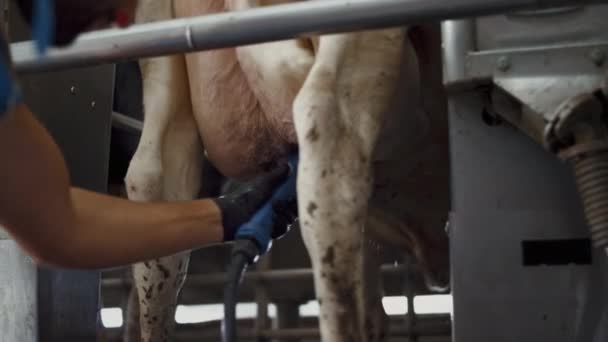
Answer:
xmin=213 ymin=164 xmax=290 ymax=241
xmin=233 ymin=154 xmax=298 ymax=252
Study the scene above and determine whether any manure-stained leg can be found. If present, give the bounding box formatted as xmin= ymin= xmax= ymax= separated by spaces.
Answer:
xmin=126 ymin=1 xmax=203 ymax=340
xmin=125 ymin=50 xmax=201 ymax=340
xmin=131 ymin=84 xmax=203 ymax=342
xmin=294 ymin=29 xmax=406 ymax=342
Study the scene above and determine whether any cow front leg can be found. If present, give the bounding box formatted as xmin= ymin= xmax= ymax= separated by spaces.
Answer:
xmin=294 ymin=30 xmax=405 ymax=342
xmin=125 ymin=51 xmax=199 ymax=342
xmin=133 ymin=82 xmax=204 ymax=342
xmin=132 ymin=127 xmax=202 ymax=342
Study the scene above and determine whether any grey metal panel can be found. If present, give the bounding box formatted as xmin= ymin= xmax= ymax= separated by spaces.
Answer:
xmin=18 ymin=66 xmax=114 ymax=192
xmin=451 ymin=210 xmax=607 ymax=341
xmin=0 ymin=241 xmax=37 ymax=342
xmin=449 ymin=93 xmax=584 ymax=213
xmin=449 ymin=92 xmax=608 ymax=341
xmin=8 ymin=0 xmax=113 ymax=193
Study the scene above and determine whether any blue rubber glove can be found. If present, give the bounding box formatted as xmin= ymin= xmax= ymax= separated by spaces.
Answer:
xmin=213 ymin=164 xmax=290 ymax=242
xmin=235 ymin=155 xmax=298 ymax=254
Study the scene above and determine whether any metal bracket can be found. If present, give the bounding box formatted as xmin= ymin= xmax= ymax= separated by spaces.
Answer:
xmin=467 ymin=42 xmax=608 ymax=125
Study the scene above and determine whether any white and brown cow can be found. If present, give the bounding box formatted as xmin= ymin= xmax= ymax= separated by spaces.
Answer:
xmin=124 ymin=1 xmax=449 ymax=341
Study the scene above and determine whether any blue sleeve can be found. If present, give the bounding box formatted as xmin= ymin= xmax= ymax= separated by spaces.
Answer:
xmin=0 ymin=29 xmax=23 ymax=118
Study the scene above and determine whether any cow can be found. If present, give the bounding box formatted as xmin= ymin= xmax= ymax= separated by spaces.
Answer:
xmin=124 ymin=0 xmax=449 ymax=341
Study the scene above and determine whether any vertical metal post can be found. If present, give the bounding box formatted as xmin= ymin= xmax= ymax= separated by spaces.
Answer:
xmin=404 ymin=258 xmax=418 ymax=342
xmin=441 ymin=19 xmax=476 ymax=85
xmin=255 ymin=253 xmax=272 ymax=342
xmin=122 ymin=286 xmax=141 ymax=342
xmin=275 ymin=301 xmax=301 ymax=342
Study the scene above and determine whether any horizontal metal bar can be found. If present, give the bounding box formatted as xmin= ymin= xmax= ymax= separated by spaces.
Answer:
xmin=12 ymin=0 xmax=608 ymax=73
xmin=258 ymin=321 xmax=452 ymax=339
xmin=102 ymin=264 xmax=409 ymax=288
xmin=101 ymin=315 xmax=452 ymax=341
xmin=111 ymin=111 xmax=142 ymax=134
xmin=102 ymin=265 xmax=436 ymax=306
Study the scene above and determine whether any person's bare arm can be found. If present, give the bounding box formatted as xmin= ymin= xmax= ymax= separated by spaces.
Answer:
xmin=0 ymin=104 xmax=223 ymax=269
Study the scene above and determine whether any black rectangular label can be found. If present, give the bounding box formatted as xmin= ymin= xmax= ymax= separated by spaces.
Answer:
xmin=522 ymin=238 xmax=592 ymax=266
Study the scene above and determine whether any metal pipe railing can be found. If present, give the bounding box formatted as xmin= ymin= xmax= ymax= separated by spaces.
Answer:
xmin=11 ymin=0 xmax=608 ymax=74
xmin=102 ymin=264 xmax=410 ymax=288
xmin=101 ymin=315 xmax=452 ymax=341
xmin=111 ymin=111 xmax=142 ymax=134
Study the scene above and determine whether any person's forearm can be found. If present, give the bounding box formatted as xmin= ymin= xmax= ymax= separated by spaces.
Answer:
xmin=67 ymin=188 xmax=223 ymax=268
xmin=0 ymin=104 xmax=223 ymax=269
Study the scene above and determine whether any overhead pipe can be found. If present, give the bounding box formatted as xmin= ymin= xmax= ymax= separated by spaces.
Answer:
xmin=11 ymin=0 xmax=608 ymax=74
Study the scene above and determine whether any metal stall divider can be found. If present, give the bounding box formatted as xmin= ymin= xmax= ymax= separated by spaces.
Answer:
xmin=4 ymin=1 xmax=114 ymax=340
xmin=444 ymin=5 xmax=608 ymax=342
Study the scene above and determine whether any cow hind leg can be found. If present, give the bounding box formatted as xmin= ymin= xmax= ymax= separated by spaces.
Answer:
xmin=294 ymin=30 xmax=405 ymax=342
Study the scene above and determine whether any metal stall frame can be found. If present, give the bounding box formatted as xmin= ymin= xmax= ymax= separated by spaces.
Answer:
xmin=9 ymin=0 xmax=608 ymax=73
xmin=442 ymin=6 xmax=608 ymax=342
xmin=442 ymin=4 xmax=608 ymax=254
xmin=102 ymin=262 xmax=453 ymax=341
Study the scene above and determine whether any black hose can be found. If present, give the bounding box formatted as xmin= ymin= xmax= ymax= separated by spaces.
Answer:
xmin=222 ymin=253 xmax=248 ymax=342
xmin=222 ymin=239 xmax=261 ymax=342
